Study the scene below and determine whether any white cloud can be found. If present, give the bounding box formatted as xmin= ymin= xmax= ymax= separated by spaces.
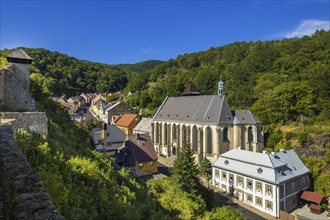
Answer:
xmin=142 ymin=47 xmax=161 ymax=55
xmin=283 ymin=19 xmax=330 ymax=38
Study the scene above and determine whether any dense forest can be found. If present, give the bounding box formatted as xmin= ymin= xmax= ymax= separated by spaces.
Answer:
xmin=0 ymin=49 xmax=163 ymax=97
xmin=0 ymin=30 xmax=329 ymax=218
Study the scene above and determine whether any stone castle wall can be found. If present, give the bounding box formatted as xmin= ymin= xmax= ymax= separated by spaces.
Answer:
xmin=0 ymin=124 xmax=63 ymax=220
xmin=0 ymin=65 xmax=35 ymax=111
xmin=1 ymin=112 xmax=48 ymax=138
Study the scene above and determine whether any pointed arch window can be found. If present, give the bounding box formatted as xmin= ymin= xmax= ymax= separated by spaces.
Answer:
xmin=248 ymin=126 xmax=253 ymax=143
xmin=192 ymin=125 xmax=198 ymax=152
xmin=206 ymin=126 xmax=212 ymax=154
xmin=182 ymin=125 xmax=187 ymax=147
xmin=223 ymin=127 xmax=228 ymax=142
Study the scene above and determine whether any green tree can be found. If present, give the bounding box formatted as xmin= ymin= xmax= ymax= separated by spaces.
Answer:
xmin=171 ymin=144 xmax=201 ymax=194
xmin=204 ymin=206 xmax=242 ymax=220
xmin=199 ymin=157 xmax=212 ymax=176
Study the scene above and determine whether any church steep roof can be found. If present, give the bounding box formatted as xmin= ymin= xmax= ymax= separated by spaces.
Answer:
xmin=232 ymin=110 xmax=261 ymax=125
xmin=153 ymin=95 xmax=233 ymax=125
xmin=181 ymin=80 xmax=201 ymax=96
xmin=7 ymin=49 xmax=32 ymax=60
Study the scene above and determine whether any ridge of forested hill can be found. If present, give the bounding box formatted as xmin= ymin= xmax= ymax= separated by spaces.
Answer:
xmin=116 ymin=60 xmax=165 ymax=75
xmin=125 ymin=30 xmax=329 ymax=122
xmin=0 ymin=48 xmax=129 ymax=97
xmin=0 ymin=48 xmax=164 ymax=97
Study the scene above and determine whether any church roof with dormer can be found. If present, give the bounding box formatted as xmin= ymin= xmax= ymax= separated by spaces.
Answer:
xmin=153 ymin=95 xmax=233 ymax=125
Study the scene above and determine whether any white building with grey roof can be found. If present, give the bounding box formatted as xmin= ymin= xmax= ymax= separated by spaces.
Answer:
xmin=151 ymin=80 xmax=264 ymax=163
xmin=212 ymin=149 xmax=310 ymax=218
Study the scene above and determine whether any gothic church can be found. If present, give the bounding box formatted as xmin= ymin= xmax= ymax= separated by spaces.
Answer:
xmin=151 ymin=80 xmax=264 ymax=163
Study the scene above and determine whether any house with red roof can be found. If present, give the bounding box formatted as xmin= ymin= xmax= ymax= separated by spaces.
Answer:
xmin=115 ymin=114 xmax=140 ymax=135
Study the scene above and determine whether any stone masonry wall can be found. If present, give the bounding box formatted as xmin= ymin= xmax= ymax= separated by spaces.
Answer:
xmin=1 ymin=112 xmax=48 ymax=138
xmin=0 ymin=65 xmax=35 ymax=111
xmin=0 ymin=124 xmax=64 ymax=220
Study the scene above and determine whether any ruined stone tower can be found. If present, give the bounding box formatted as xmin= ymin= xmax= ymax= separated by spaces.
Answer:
xmin=0 ymin=48 xmax=36 ymax=111
xmin=6 ymin=49 xmax=32 ymax=90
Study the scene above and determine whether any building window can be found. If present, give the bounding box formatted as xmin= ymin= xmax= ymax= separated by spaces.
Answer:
xmin=192 ymin=125 xmax=198 ymax=152
xmin=215 ymin=169 xmax=220 ymax=178
xmin=256 ymin=182 xmax=262 ymax=193
xmin=138 ymin=163 xmax=144 ymax=169
xmin=266 ymin=185 xmax=272 ymax=196
xmin=223 ymin=127 xmax=228 ymax=142
xmin=302 ymin=176 xmax=305 ymax=185
xmin=247 ymin=179 xmax=253 ymax=190
xmin=107 ymin=132 xmax=110 ymax=137
xmin=237 ymin=176 xmax=244 ymax=187
xmin=266 ymin=200 xmax=273 ymax=211
xmin=296 ymin=180 xmax=299 ymax=188
xmin=256 ymin=197 xmax=262 ymax=207
xmin=229 ymin=174 xmax=234 ymax=183
xmin=291 ymin=182 xmax=295 ymax=190
xmin=222 ymin=171 xmax=227 ymax=181
xmin=148 ymin=161 xmax=154 ymax=167
xmin=206 ymin=126 xmax=213 ymax=154
xmin=247 ymin=194 xmax=253 ymax=203
xmin=98 ymin=140 xmax=102 ymax=144
xmin=248 ymin=126 xmax=253 ymax=143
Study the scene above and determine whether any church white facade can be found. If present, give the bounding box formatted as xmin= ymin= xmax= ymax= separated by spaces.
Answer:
xmin=151 ymin=80 xmax=264 ymax=163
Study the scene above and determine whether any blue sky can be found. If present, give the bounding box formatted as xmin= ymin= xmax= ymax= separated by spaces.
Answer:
xmin=1 ymin=1 xmax=329 ymax=64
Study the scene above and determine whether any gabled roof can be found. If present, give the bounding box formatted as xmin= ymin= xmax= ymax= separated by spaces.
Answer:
xmin=301 ymin=191 xmax=325 ymax=204
xmin=133 ymin=117 xmax=153 ymax=133
xmin=232 ymin=110 xmax=261 ymax=125
xmin=182 ymin=80 xmax=201 ymax=96
xmin=153 ymin=95 xmax=233 ymax=125
xmin=126 ymin=133 xmax=158 ymax=163
xmin=213 ymin=149 xmax=310 ymax=184
xmin=115 ymin=114 xmax=139 ymax=127
xmin=7 ymin=49 xmax=32 ymax=60
xmin=93 ymin=124 xmax=127 ymax=151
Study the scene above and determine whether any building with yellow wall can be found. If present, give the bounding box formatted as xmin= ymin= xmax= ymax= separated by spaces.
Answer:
xmin=114 ymin=133 xmax=158 ymax=176
xmin=115 ymin=114 xmax=140 ymax=135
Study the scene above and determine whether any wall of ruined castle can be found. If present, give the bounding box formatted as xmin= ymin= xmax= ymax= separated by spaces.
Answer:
xmin=1 ymin=112 xmax=48 ymax=137
xmin=0 ymin=65 xmax=35 ymax=111
xmin=0 ymin=124 xmax=63 ymax=220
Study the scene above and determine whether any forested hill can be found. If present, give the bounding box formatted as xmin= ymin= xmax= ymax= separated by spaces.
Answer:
xmin=125 ymin=30 xmax=330 ymax=125
xmin=0 ymin=48 xmax=163 ymax=97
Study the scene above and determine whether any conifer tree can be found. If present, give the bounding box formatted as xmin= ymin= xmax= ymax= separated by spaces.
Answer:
xmin=171 ymin=143 xmax=201 ymax=194
xmin=199 ymin=157 xmax=212 ymax=176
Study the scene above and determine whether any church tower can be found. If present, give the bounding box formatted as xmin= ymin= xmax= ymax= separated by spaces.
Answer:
xmin=6 ymin=49 xmax=32 ymax=90
xmin=218 ymin=80 xmax=224 ymax=96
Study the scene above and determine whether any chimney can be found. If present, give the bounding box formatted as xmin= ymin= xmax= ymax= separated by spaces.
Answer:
xmin=136 ymin=133 xmax=141 ymax=140
xmin=237 ymin=146 xmax=241 ymax=150
xmin=262 ymin=150 xmax=267 ymax=154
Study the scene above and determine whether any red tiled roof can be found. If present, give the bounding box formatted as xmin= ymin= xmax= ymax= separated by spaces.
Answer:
xmin=301 ymin=191 xmax=325 ymax=204
xmin=115 ymin=114 xmax=139 ymax=127
xmin=310 ymin=203 xmax=322 ymax=211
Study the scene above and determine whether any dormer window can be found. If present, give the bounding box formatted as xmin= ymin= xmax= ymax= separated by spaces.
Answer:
xmin=224 ymin=160 xmax=229 ymax=165
xmin=257 ymin=167 xmax=263 ymax=174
